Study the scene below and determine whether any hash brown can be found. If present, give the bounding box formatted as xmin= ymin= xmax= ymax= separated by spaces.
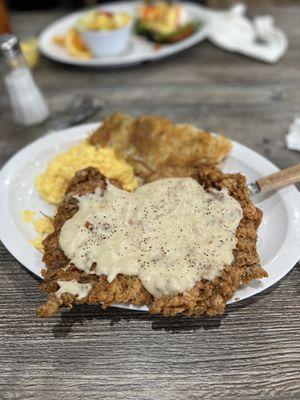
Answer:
xmin=89 ymin=113 xmax=232 ymax=180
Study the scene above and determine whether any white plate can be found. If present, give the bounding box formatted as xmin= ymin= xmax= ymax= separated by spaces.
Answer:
xmin=0 ymin=123 xmax=299 ymax=312
xmin=39 ymin=1 xmax=210 ymax=67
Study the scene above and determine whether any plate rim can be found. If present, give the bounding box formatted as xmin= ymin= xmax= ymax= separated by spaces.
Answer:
xmin=0 ymin=122 xmax=299 ymax=311
xmin=38 ymin=0 xmax=210 ymax=67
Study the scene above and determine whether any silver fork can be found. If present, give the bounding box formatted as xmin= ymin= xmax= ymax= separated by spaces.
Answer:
xmin=51 ymin=95 xmax=105 ymax=131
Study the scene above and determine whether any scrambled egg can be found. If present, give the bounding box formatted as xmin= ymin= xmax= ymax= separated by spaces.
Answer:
xmin=22 ymin=211 xmax=54 ymax=252
xmin=35 ymin=140 xmax=137 ymax=205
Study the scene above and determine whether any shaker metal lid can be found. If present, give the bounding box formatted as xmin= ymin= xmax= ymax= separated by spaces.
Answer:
xmin=0 ymin=34 xmax=19 ymax=58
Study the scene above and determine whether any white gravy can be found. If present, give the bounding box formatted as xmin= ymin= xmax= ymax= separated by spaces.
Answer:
xmin=58 ymin=178 xmax=243 ymax=298
xmin=56 ymin=280 xmax=92 ymax=299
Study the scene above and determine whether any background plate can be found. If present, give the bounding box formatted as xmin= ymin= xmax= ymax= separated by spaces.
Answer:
xmin=39 ymin=1 xmax=210 ymax=67
xmin=0 ymin=123 xmax=299 ymax=312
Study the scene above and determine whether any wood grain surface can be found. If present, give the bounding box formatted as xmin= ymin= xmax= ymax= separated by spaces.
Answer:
xmin=0 ymin=5 xmax=299 ymax=400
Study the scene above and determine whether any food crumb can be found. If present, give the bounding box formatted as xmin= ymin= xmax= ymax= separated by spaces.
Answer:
xmin=23 ymin=210 xmax=54 ymax=252
xmin=22 ymin=210 xmax=36 ymax=223
xmin=33 ymin=216 xmax=53 ymax=235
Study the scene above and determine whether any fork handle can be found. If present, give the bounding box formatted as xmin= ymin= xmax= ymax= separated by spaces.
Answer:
xmin=257 ymin=164 xmax=300 ymax=193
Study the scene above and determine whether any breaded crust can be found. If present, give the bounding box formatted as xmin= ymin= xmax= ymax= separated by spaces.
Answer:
xmin=37 ymin=166 xmax=267 ymax=318
xmin=89 ymin=113 xmax=232 ymax=180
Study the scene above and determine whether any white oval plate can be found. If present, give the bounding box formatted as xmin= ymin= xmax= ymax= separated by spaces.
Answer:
xmin=0 ymin=123 xmax=299 ymax=312
xmin=39 ymin=1 xmax=210 ymax=68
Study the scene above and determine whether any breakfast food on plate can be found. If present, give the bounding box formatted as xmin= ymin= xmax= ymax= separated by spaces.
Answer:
xmin=136 ymin=0 xmax=199 ymax=43
xmin=89 ymin=113 xmax=232 ymax=180
xmin=23 ymin=112 xmax=265 ymax=318
xmin=37 ymin=165 xmax=267 ymax=318
xmin=35 ymin=140 xmax=137 ymax=205
xmin=53 ymin=10 xmax=133 ymax=58
xmin=52 ymin=2 xmax=201 ymax=59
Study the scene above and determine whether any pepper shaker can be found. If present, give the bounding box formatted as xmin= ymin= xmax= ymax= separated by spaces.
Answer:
xmin=0 ymin=34 xmax=49 ymax=126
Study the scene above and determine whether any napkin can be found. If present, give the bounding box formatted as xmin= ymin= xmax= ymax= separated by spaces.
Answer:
xmin=286 ymin=118 xmax=300 ymax=151
xmin=207 ymin=3 xmax=288 ymax=64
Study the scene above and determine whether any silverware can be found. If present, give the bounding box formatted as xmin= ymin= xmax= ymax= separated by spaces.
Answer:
xmin=51 ymin=95 xmax=105 ymax=131
xmin=248 ymin=164 xmax=300 ymax=195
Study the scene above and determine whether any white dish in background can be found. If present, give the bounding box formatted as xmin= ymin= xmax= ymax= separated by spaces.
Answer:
xmin=0 ymin=123 xmax=299 ymax=312
xmin=38 ymin=1 xmax=210 ymax=67
xmin=80 ymin=23 xmax=134 ymax=57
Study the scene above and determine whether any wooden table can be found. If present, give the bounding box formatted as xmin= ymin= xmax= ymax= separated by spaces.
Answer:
xmin=1 ymin=5 xmax=299 ymax=400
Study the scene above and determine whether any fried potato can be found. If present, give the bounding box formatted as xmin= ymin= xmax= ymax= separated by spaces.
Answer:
xmin=53 ymin=28 xmax=92 ymax=59
xmin=89 ymin=113 xmax=233 ymax=180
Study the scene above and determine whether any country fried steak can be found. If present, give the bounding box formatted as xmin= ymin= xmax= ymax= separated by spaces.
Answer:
xmin=37 ymin=166 xmax=267 ymax=318
xmin=89 ymin=113 xmax=232 ymax=180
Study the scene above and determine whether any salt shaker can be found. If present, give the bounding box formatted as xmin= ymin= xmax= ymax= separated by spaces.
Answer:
xmin=0 ymin=34 xmax=49 ymax=126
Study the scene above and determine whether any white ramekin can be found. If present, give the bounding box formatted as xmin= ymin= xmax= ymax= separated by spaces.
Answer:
xmin=79 ymin=19 xmax=133 ymax=57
